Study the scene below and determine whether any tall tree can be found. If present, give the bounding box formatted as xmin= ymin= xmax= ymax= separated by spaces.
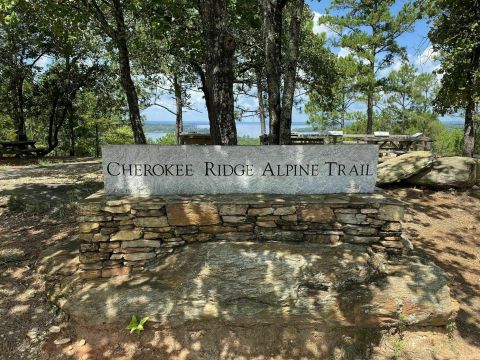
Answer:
xmin=429 ymin=0 xmax=480 ymax=157
xmin=77 ymin=0 xmax=147 ymax=144
xmin=322 ymin=0 xmax=419 ymax=134
xmin=198 ymin=0 xmax=237 ymax=145
xmin=0 ymin=0 xmax=52 ymax=141
xmin=260 ymin=0 xmax=305 ymax=144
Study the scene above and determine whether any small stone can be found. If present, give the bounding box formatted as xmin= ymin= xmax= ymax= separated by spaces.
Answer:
xmin=360 ymin=209 xmax=379 ymax=214
xmin=336 ymin=213 xmax=367 ymax=224
xmin=256 ymin=215 xmax=279 ymax=221
xmin=273 ymin=206 xmax=296 ymax=216
xmin=174 ymin=226 xmax=198 ymax=235
xmin=121 ymin=240 xmax=161 ymax=248
xmin=92 ymin=233 xmax=110 ymax=242
xmin=79 ymin=222 xmax=100 ymax=233
xmin=222 ymin=216 xmax=246 ymax=223
xmin=79 ymin=253 xmax=109 ymax=263
xmin=219 ymin=205 xmax=248 ymax=215
xmin=182 ymin=233 xmax=213 ymax=242
xmin=380 ymin=240 xmax=404 ymax=249
xmin=77 ymin=215 xmax=112 ymax=222
xmin=343 ymin=225 xmax=378 ymax=236
xmin=256 ymin=221 xmax=277 ymax=228
xmin=80 ymin=243 xmax=98 ymax=252
xmin=334 ymin=208 xmax=358 ymax=214
xmin=133 ymin=217 xmax=169 ymax=228
xmin=80 ymin=270 xmax=101 ymax=279
xmin=49 ymin=326 xmax=61 ymax=334
xmin=381 ymin=222 xmax=402 ymax=232
xmin=76 ymin=339 xmax=86 ymax=347
xmin=237 ymin=224 xmax=254 ymax=232
xmin=54 ymin=338 xmax=71 ymax=345
xmin=99 ymin=242 xmax=121 ymax=250
xmin=248 ymin=208 xmax=273 ymax=216
xmin=103 ymin=204 xmax=131 ymax=214
xmin=111 ymin=229 xmax=142 ymax=241
xmin=27 ymin=329 xmax=38 ymax=340
xmin=378 ymin=205 xmax=404 ymax=221
xmin=281 ymin=214 xmax=297 ymax=222
xmin=123 ymin=253 xmax=156 ymax=261
xmin=144 ymin=232 xmax=173 ymax=239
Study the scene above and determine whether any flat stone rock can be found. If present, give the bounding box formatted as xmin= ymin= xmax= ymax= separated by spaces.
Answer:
xmin=407 ymin=156 xmax=477 ymax=188
xmin=377 ymin=151 xmax=436 ymax=184
xmin=61 ymin=242 xmax=457 ymax=328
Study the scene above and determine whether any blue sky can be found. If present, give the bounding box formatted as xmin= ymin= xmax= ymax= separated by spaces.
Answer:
xmin=143 ymin=0 xmax=441 ymax=125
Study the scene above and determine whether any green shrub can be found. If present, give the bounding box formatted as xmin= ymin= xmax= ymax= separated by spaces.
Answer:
xmin=152 ymin=132 xmax=176 ymax=145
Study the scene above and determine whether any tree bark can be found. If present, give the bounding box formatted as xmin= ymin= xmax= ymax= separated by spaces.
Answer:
xmin=198 ymin=0 xmax=237 ymax=145
xmin=279 ymin=0 xmax=304 ymax=145
xmin=111 ymin=0 xmax=147 ymax=144
xmin=256 ymin=71 xmax=267 ymax=136
xmin=68 ymin=113 xmax=76 ymax=156
xmin=262 ymin=0 xmax=286 ymax=144
xmin=462 ymin=46 xmax=479 ymax=157
xmin=95 ymin=121 xmax=100 ymax=157
xmin=11 ymin=75 xmax=27 ymax=141
xmin=173 ymin=73 xmax=183 ymax=145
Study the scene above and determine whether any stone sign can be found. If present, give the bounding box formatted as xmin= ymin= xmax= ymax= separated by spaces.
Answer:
xmin=102 ymin=144 xmax=378 ymax=195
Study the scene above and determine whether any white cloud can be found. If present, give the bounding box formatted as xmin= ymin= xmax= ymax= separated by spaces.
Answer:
xmin=337 ymin=47 xmax=351 ymax=58
xmin=312 ymin=12 xmax=335 ymax=37
xmin=377 ymin=58 xmax=403 ymax=78
xmin=414 ymin=45 xmax=440 ymax=73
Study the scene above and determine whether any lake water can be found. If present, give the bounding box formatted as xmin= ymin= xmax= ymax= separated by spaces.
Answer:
xmin=147 ymin=121 xmax=314 ymax=141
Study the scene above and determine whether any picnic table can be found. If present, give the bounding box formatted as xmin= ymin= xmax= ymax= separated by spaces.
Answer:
xmin=0 ymin=140 xmax=44 ymax=157
xmin=260 ymin=132 xmax=433 ymax=152
xmin=179 ymin=133 xmax=213 ymax=145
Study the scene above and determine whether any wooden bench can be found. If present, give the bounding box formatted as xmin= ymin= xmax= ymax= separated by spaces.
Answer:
xmin=0 ymin=140 xmax=45 ymax=157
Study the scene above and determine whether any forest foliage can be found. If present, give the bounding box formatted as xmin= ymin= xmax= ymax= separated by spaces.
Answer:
xmin=0 ymin=0 xmax=478 ymax=157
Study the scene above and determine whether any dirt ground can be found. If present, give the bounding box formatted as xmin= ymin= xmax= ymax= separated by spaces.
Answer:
xmin=0 ymin=158 xmax=479 ymax=359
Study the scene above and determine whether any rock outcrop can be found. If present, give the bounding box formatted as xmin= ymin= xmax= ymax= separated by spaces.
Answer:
xmin=408 ymin=156 xmax=477 ymax=188
xmin=60 ymin=241 xmax=457 ymax=328
xmin=377 ymin=151 xmax=436 ymax=185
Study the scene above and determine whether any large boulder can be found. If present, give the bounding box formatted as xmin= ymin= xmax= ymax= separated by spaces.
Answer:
xmin=377 ymin=151 xmax=436 ymax=185
xmin=60 ymin=241 xmax=457 ymax=328
xmin=407 ymin=156 xmax=477 ymax=188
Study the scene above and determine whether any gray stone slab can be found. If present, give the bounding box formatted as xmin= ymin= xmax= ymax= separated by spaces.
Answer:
xmin=102 ymin=145 xmax=378 ymax=195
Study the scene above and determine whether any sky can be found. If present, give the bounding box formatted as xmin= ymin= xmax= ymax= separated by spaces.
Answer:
xmin=142 ymin=0 xmax=441 ymax=125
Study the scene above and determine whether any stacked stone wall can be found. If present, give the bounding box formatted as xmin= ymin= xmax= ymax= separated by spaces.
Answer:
xmin=78 ymin=192 xmax=406 ymax=279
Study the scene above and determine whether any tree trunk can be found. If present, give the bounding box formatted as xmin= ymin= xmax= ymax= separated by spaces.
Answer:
xmin=279 ymin=0 xmax=304 ymax=145
xmin=173 ymin=73 xmax=183 ymax=145
xmin=262 ymin=0 xmax=286 ymax=144
xmin=198 ymin=0 xmax=237 ymax=145
xmin=95 ymin=121 xmax=100 ymax=157
xmin=462 ymin=46 xmax=479 ymax=157
xmin=366 ymin=59 xmax=375 ymax=134
xmin=111 ymin=0 xmax=147 ymax=144
xmin=366 ymin=92 xmax=373 ymax=134
xmin=68 ymin=113 xmax=75 ymax=157
xmin=12 ymin=75 xmax=27 ymax=141
xmin=463 ymin=99 xmax=476 ymax=157
xmin=256 ymin=71 xmax=267 ymax=136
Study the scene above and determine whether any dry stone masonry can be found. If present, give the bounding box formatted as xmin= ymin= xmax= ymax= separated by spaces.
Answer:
xmin=78 ymin=191 xmax=407 ymax=279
